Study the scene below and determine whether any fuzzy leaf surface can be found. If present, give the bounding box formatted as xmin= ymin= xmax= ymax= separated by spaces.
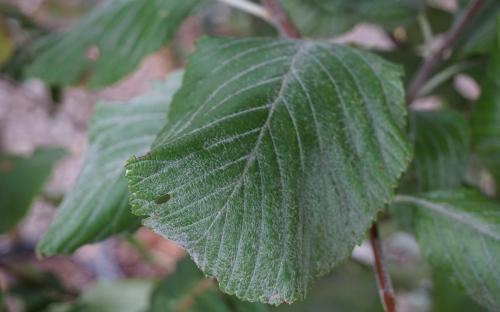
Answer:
xmin=126 ymin=37 xmax=411 ymax=304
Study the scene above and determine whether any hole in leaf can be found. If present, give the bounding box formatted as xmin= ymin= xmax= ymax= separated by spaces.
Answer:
xmin=154 ymin=193 xmax=171 ymax=204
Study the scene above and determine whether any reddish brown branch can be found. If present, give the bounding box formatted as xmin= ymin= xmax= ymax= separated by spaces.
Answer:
xmin=406 ymin=0 xmax=485 ymax=105
xmin=261 ymin=0 xmax=300 ymax=38
xmin=369 ymin=224 xmax=396 ymax=312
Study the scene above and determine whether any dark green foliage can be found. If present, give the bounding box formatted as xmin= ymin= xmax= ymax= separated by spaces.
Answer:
xmin=470 ymin=17 xmax=500 ymax=181
xmin=26 ymin=0 xmax=199 ymax=89
xmin=0 ymin=148 xmax=64 ymax=233
xmin=148 ymin=258 xmax=266 ymax=312
xmin=281 ymin=0 xmax=423 ymax=37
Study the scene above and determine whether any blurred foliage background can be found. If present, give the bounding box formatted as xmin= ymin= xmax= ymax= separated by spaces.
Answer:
xmin=0 ymin=0 xmax=496 ymax=311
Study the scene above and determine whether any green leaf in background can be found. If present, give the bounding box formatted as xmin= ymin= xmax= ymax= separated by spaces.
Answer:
xmin=409 ymin=110 xmax=469 ymax=191
xmin=454 ymin=1 xmax=500 ymax=58
xmin=470 ymin=17 xmax=500 ymax=182
xmin=396 ymin=189 xmax=500 ymax=311
xmin=271 ymin=262 xmax=382 ymax=312
xmin=148 ymin=258 xmax=266 ymax=312
xmin=26 ymin=0 xmax=199 ymax=89
xmin=69 ymin=279 xmax=155 ymax=312
xmin=126 ymin=37 xmax=411 ymax=304
xmin=431 ymin=269 xmax=487 ymax=312
xmin=0 ymin=148 xmax=64 ymax=233
xmin=0 ymin=291 xmax=5 ymax=312
xmin=37 ymin=72 xmax=183 ymax=256
xmin=281 ymin=0 xmax=423 ymax=37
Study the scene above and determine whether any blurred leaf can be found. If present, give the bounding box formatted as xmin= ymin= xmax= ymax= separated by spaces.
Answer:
xmin=77 ymin=279 xmax=155 ymax=312
xmin=0 ymin=148 xmax=64 ymax=233
xmin=404 ymin=7 xmax=454 ymax=47
xmin=397 ymin=189 xmax=500 ymax=311
xmin=0 ymin=291 xmax=5 ymax=312
xmin=126 ymin=36 xmax=411 ymax=304
xmin=454 ymin=0 xmax=500 ymax=58
xmin=0 ymin=3 xmax=40 ymax=30
xmin=26 ymin=0 xmax=199 ymax=89
xmin=431 ymin=269 xmax=487 ymax=312
xmin=37 ymin=72 xmax=183 ymax=256
xmin=271 ymin=262 xmax=382 ymax=312
xmin=0 ymin=17 xmax=12 ymax=66
xmin=8 ymin=267 xmax=73 ymax=312
xmin=148 ymin=258 xmax=266 ymax=312
xmin=280 ymin=0 xmax=423 ymax=37
xmin=470 ymin=17 xmax=500 ymax=182
xmin=409 ymin=110 xmax=469 ymax=191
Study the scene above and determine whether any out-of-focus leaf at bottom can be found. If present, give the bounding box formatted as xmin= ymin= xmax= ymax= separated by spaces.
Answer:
xmin=271 ymin=262 xmax=382 ymax=312
xmin=147 ymin=258 xmax=266 ymax=312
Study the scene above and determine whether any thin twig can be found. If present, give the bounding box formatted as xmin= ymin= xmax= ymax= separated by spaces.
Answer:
xmin=406 ymin=0 xmax=485 ymax=105
xmin=261 ymin=0 xmax=300 ymax=38
xmin=217 ymin=0 xmax=272 ymax=23
xmin=369 ymin=224 xmax=396 ymax=312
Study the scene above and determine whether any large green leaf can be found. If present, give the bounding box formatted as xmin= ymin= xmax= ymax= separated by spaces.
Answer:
xmin=280 ymin=0 xmax=423 ymax=37
xmin=0 ymin=148 xmax=64 ymax=233
xmin=148 ymin=258 xmax=266 ymax=312
xmin=409 ymin=110 xmax=469 ymax=191
xmin=126 ymin=37 xmax=411 ymax=304
xmin=454 ymin=1 xmax=500 ymax=58
xmin=37 ymin=72 xmax=182 ymax=256
xmin=396 ymin=189 xmax=500 ymax=311
xmin=26 ymin=0 xmax=198 ymax=89
xmin=470 ymin=17 xmax=500 ymax=181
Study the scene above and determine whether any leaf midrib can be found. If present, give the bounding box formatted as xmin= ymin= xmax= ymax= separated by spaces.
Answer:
xmin=395 ymin=195 xmax=500 ymax=241
xmin=194 ymin=41 xmax=311 ymax=252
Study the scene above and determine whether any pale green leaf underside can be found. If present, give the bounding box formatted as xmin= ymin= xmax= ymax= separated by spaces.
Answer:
xmin=397 ymin=190 xmax=500 ymax=311
xmin=37 ymin=72 xmax=182 ymax=256
xmin=26 ymin=0 xmax=198 ymax=89
xmin=470 ymin=17 xmax=500 ymax=180
xmin=126 ymin=37 xmax=411 ymax=304
xmin=148 ymin=258 xmax=266 ymax=312
xmin=410 ymin=110 xmax=469 ymax=191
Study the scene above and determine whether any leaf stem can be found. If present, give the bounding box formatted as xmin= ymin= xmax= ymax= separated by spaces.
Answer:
xmin=369 ymin=223 xmax=396 ymax=312
xmin=261 ymin=0 xmax=300 ymax=38
xmin=217 ymin=0 xmax=272 ymax=23
xmin=406 ymin=0 xmax=485 ymax=105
